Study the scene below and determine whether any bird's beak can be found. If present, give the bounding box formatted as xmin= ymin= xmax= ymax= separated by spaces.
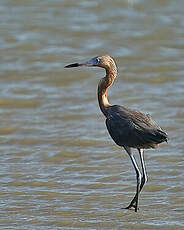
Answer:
xmin=64 ymin=62 xmax=80 ymax=68
xmin=65 ymin=57 xmax=98 ymax=68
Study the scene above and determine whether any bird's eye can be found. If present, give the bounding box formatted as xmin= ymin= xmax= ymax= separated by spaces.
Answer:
xmin=96 ymin=58 xmax=100 ymax=64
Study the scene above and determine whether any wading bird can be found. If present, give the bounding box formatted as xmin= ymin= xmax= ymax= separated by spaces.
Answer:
xmin=65 ymin=55 xmax=168 ymax=212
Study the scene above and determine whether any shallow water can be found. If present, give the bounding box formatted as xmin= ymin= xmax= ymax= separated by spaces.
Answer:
xmin=0 ymin=0 xmax=184 ymax=229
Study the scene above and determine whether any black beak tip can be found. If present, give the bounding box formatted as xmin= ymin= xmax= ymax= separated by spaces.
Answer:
xmin=64 ymin=63 xmax=80 ymax=68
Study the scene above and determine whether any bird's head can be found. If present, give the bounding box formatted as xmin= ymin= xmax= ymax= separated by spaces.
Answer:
xmin=65 ymin=55 xmax=117 ymax=72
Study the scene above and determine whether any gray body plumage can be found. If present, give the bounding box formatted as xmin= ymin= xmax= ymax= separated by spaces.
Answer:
xmin=106 ymin=105 xmax=167 ymax=149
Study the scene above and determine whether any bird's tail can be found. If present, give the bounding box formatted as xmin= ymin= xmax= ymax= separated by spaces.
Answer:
xmin=149 ymin=129 xmax=168 ymax=144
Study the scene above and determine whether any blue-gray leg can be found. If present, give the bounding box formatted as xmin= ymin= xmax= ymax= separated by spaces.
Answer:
xmin=124 ymin=148 xmax=147 ymax=211
xmin=123 ymin=146 xmax=142 ymax=212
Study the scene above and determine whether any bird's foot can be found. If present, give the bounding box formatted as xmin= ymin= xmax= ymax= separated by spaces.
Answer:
xmin=123 ymin=202 xmax=139 ymax=212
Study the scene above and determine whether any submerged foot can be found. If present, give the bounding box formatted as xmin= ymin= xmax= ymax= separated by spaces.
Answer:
xmin=122 ymin=201 xmax=139 ymax=212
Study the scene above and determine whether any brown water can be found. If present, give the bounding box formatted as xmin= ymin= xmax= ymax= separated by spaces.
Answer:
xmin=0 ymin=0 xmax=184 ymax=229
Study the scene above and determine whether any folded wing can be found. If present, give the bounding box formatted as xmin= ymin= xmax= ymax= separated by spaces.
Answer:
xmin=106 ymin=105 xmax=168 ymax=149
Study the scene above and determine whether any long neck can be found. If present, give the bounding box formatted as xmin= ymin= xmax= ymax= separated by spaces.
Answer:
xmin=98 ymin=68 xmax=117 ymax=117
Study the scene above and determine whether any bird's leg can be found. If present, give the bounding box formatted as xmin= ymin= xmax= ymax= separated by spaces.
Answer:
xmin=125 ymin=149 xmax=147 ymax=209
xmin=139 ymin=148 xmax=148 ymax=191
xmin=123 ymin=147 xmax=142 ymax=212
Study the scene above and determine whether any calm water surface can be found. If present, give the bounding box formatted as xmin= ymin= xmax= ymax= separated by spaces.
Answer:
xmin=0 ymin=0 xmax=184 ymax=229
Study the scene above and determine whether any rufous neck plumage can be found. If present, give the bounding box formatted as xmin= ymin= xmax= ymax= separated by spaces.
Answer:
xmin=98 ymin=63 xmax=117 ymax=117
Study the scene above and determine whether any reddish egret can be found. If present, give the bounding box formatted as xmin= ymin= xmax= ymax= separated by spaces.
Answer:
xmin=65 ymin=55 xmax=168 ymax=212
